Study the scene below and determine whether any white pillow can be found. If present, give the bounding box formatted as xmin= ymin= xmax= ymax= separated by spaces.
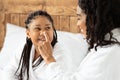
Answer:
xmin=0 ymin=23 xmax=88 ymax=70
xmin=0 ymin=23 xmax=26 ymax=69
xmin=57 ymin=31 xmax=88 ymax=67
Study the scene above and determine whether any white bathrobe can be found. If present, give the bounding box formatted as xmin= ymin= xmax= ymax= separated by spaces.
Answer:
xmin=45 ymin=28 xmax=120 ymax=80
xmin=2 ymin=42 xmax=75 ymax=80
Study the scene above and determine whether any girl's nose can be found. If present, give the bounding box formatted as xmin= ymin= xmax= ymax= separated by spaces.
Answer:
xmin=39 ymin=29 xmax=45 ymax=34
xmin=39 ymin=30 xmax=46 ymax=39
xmin=39 ymin=31 xmax=45 ymax=39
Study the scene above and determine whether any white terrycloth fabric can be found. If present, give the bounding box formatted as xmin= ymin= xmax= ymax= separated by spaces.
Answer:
xmin=45 ymin=28 xmax=120 ymax=80
xmin=2 ymin=43 xmax=75 ymax=80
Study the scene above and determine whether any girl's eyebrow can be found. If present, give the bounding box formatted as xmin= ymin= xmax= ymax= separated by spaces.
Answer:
xmin=35 ymin=24 xmax=41 ymax=26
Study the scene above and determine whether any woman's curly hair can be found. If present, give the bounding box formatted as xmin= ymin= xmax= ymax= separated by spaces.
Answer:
xmin=79 ymin=0 xmax=120 ymax=50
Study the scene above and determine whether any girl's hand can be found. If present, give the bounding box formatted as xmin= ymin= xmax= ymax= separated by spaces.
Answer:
xmin=38 ymin=32 xmax=56 ymax=64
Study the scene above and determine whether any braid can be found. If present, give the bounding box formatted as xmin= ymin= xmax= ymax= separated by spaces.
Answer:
xmin=15 ymin=38 xmax=32 ymax=80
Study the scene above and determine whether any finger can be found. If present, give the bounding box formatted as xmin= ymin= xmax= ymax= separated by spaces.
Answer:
xmin=44 ymin=32 xmax=50 ymax=42
xmin=42 ymin=42 xmax=46 ymax=49
xmin=38 ymin=45 xmax=42 ymax=51
xmin=38 ymin=42 xmax=43 ymax=50
xmin=38 ymin=45 xmax=45 ymax=55
xmin=40 ymin=46 xmax=42 ymax=49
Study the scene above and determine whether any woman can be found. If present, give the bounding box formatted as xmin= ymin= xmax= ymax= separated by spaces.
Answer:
xmin=39 ymin=0 xmax=120 ymax=80
xmin=2 ymin=10 xmax=73 ymax=80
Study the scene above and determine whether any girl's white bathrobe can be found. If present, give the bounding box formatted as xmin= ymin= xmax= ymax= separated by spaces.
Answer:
xmin=2 ymin=42 xmax=74 ymax=80
xmin=45 ymin=28 xmax=120 ymax=80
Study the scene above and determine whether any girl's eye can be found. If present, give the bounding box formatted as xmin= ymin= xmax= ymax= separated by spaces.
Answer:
xmin=45 ymin=27 xmax=51 ymax=30
xmin=34 ymin=27 xmax=41 ymax=31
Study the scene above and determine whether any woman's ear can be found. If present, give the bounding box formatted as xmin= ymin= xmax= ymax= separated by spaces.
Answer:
xmin=26 ymin=30 xmax=30 ymax=39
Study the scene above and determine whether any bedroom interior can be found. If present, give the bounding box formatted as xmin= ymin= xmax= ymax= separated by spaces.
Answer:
xmin=0 ymin=0 xmax=89 ymax=70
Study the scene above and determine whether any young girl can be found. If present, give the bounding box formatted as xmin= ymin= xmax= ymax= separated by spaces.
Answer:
xmin=2 ymin=10 xmax=73 ymax=80
xmin=38 ymin=0 xmax=120 ymax=80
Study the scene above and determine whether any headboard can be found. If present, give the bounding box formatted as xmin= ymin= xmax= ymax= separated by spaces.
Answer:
xmin=0 ymin=0 xmax=79 ymax=50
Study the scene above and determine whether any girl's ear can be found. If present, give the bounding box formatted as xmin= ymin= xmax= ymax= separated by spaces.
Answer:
xmin=26 ymin=30 xmax=31 ymax=38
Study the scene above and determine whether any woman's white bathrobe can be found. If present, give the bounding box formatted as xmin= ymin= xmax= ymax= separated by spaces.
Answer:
xmin=2 ymin=42 xmax=74 ymax=80
xmin=45 ymin=28 xmax=120 ymax=80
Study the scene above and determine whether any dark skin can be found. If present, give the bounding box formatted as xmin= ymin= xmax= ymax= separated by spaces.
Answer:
xmin=37 ymin=32 xmax=56 ymax=64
